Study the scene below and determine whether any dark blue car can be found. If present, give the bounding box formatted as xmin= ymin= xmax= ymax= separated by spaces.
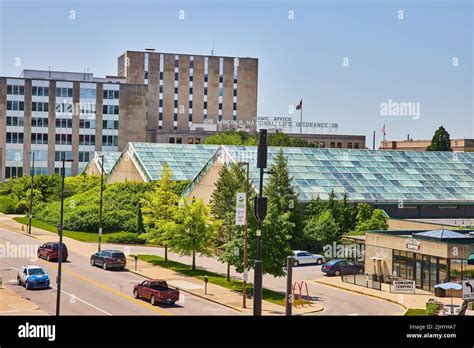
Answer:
xmin=321 ymin=259 xmax=364 ymax=276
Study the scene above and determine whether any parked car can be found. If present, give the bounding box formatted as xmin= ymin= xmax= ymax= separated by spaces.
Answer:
xmin=17 ymin=265 xmax=50 ymax=290
xmin=292 ymin=250 xmax=325 ymax=266
xmin=37 ymin=242 xmax=68 ymax=262
xmin=133 ymin=280 xmax=180 ymax=306
xmin=321 ymin=259 xmax=364 ymax=276
xmin=90 ymin=250 xmax=126 ymax=270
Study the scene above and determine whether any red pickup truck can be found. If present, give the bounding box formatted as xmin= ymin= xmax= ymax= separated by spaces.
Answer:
xmin=133 ymin=280 xmax=180 ymax=306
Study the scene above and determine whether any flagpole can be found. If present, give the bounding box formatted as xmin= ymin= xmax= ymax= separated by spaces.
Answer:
xmin=299 ymin=98 xmax=303 ymax=134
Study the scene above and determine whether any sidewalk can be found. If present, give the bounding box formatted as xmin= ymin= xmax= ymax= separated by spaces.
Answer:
xmin=315 ymin=276 xmax=463 ymax=311
xmin=0 ymin=214 xmax=323 ymax=315
xmin=0 ymin=287 xmax=48 ymax=315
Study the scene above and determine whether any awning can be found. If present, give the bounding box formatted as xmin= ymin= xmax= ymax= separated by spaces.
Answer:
xmin=468 ymin=253 xmax=474 ymax=265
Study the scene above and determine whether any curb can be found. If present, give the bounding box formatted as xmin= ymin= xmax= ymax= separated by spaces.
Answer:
xmin=314 ymin=280 xmax=407 ymax=311
xmin=4 ymin=227 xmax=41 ymax=241
xmin=127 ymin=267 xmax=244 ymax=313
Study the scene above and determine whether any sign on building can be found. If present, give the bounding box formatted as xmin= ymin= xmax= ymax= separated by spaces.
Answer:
xmin=235 ymin=192 xmax=247 ymax=226
xmin=406 ymin=239 xmax=421 ymax=251
xmin=392 ymin=280 xmax=416 ymax=293
xmin=462 ymin=280 xmax=474 ymax=300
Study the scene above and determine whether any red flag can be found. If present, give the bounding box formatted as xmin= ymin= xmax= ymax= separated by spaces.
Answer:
xmin=381 ymin=124 xmax=386 ymax=134
xmin=296 ymin=99 xmax=302 ymax=110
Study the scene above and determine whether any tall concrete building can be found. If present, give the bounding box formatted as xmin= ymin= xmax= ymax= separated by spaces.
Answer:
xmin=0 ymin=49 xmax=259 ymax=180
xmin=117 ymin=49 xmax=258 ymax=144
xmin=0 ymin=70 xmax=147 ymax=180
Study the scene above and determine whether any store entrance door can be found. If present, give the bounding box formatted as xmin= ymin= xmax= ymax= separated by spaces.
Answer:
xmin=415 ymin=260 xmax=422 ymax=288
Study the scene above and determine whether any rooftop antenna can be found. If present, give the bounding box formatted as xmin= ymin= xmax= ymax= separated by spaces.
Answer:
xmin=48 ymin=66 xmax=51 ymax=79
xmin=83 ymin=69 xmax=86 ymax=81
xmin=211 ymin=33 xmax=215 ymax=56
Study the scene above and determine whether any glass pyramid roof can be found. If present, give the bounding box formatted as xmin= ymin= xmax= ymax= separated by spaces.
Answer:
xmin=95 ymin=151 xmax=121 ymax=175
xmin=224 ymin=146 xmax=474 ymax=203
xmin=414 ymin=229 xmax=470 ymax=239
xmin=128 ymin=143 xmax=219 ymax=181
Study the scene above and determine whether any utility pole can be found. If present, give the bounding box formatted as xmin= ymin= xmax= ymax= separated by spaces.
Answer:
xmin=253 ymin=129 xmax=268 ymax=316
xmin=372 ymin=131 xmax=376 ymax=150
xmin=0 ymin=147 xmax=3 ymax=182
xmin=285 ymin=256 xmax=293 ymax=316
xmin=28 ymin=152 xmax=35 ymax=234
xmin=56 ymin=157 xmax=72 ymax=316
xmin=238 ymin=161 xmax=250 ymax=308
xmin=98 ymin=155 xmax=105 ymax=252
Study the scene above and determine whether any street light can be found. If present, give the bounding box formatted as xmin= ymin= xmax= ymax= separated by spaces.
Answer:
xmin=237 ymin=161 xmax=249 ymax=308
xmin=56 ymin=157 xmax=73 ymax=317
xmin=28 ymin=151 xmax=35 ymax=235
xmin=98 ymin=155 xmax=105 ymax=252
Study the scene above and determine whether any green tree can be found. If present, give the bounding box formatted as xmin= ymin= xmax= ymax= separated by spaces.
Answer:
xmin=163 ymin=199 xmax=218 ymax=270
xmin=141 ymin=164 xmax=178 ymax=261
xmin=210 ymin=163 xmax=252 ymax=281
xmin=426 ymin=126 xmax=452 ymax=151
xmin=353 ymin=209 xmax=388 ymax=234
xmin=303 ymin=209 xmax=340 ymax=251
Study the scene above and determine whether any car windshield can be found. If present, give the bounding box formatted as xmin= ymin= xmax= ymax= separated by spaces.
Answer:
xmin=28 ymin=268 xmax=45 ymax=276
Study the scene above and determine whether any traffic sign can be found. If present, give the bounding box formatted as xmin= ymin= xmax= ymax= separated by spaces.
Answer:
xmin=235 ymin=192 xmax=246 ymax=226
xmin=462 ymin=280 xmax=474 ymax=300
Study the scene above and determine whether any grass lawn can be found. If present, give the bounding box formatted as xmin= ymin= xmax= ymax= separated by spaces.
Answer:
xmin=13 ymin=216 xmax=124 ymax=243
xmin=404 ymin=308 xmax=429 ymax=316
xmin=137 ymin=254 xmax=286 ymax=306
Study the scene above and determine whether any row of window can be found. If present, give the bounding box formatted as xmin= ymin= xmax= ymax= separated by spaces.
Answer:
xmin=103 ymin=120 xmax=119 ymax=130
xmin=31 ymin=133 xmax=48 ymax=144
xmin=79 ymin=119 xmax=95 ymax=129
xmin=168 ymin=137 xmax=202 ymax=144
xmin=103 ymin=105 xmax=119 ymax=115
xmin=32 ymin=102 xmax=49 ymax=112
xmin=56 ymin=118 xmax=73 ymax=128
xmin=6 ymin=132 xmax=24 ymax=144
xmin=56 ymin=87 xmax=73 ymax=98
xmin=6 ymin=100 xmax=24 ymax=111
xmin=32 ymin=117 xmax=48 ymax=127
xmin=7 ymin=85 xmax=24 ymax=95
xmin=103 ymin=90 xmax=119 ymax=99
xmin=102 ymin=135 xmax=118 ymax=147
xmin=6 ymin=116 xmax=24 ymax=127
xmin=32 ymin=86 xmax=49 ymax=96
xmin=5 ymin=166 xmax=23 ymax=179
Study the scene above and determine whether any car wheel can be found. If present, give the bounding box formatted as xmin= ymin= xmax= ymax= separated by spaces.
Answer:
xmin=293 ymin=260 xmax=299 ymax=267
xmin=25 ymin=281 xmax=30 ymax=290
xmin=358 ymin=268 xmax=363 ymax=274
xmin=334 ymin=270 xmax=341 ymax=276
xmin=316 ymin=258 xmax=323 ymax=265
xmin=170 ymin=301 xmax=176 ymax=305
xmin=103 ymin=262 xmax=107 ymax=270
xmin=90 ymin=258 xmax=95 ymax=267
xmin=46 ymin=255 xmax=50 ymax=262
xmin=150 ymin=295 xmax=156 ymax=306
xmin=133 ymin=290 xmax=139 ymax=299
xmin=16 ymin=278 xmax=21 ymax=286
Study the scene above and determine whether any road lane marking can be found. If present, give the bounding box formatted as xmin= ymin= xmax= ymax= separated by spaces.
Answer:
xmin=0 ymin=260 xmax=111 ymax=315
xmin=36 ymin=259 xmax=171 ymax=316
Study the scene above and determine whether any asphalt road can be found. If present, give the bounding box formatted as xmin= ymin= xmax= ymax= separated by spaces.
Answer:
xmin=103 ymin=243 xmax=405 ymax=315
xmin=0 ymin=228 xmax=239 ymax=316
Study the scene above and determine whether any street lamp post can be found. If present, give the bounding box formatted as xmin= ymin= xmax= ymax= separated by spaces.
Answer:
xmin=28 ymin=152 xmax=35 ymax=235
xmin=98 ymin=155 xmax=105 ymax=252
xmin=56 ymin=157 xmax=73 ymax=316
xmin=238 ymin=161 xmax=250 ymax=308
xmin=253 ymin=129 xmax=268 ymax=316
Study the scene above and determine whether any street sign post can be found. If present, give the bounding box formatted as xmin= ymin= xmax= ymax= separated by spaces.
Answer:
xmin=462 ymin=280 xmax=474 ymax=300
xmin=235 ymin=192 xmax=246 ymax=226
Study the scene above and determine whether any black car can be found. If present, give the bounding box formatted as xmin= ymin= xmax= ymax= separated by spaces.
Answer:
xmin=90 ymin=250 xmax=126 ymax=270
xmin=321 ymin=259 xmax=364 ymax=276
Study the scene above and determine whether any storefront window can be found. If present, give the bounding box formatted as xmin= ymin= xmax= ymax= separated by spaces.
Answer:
xmin=449 ymin=259 xmax=462 ymax=282
xmin=463 ymin=260 xmax=474 ymax=279
xmin=406 ymin=252 xmax=414 ymax=280
xmin=422 ymin=255 xmax=430 ymax=291
xmin=430 ymin=257 xmax=438 ymax=290
xmin=439 ymin=258 xmax=447 ymax=283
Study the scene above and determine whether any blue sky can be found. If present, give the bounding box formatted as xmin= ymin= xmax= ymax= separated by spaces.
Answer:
xmin=1 ymin=0 xmax=472 ymax=144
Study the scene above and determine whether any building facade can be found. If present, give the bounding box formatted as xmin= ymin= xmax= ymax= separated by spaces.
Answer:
xmin=0 ymin=70 xmax=147 ymax=180
xmin=118 ymin=50 xmax=259 ymax=144
xmin=380 ymin=138 xmax=474 ymax=152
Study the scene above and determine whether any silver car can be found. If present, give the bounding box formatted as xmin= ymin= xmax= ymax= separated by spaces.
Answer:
xmin=293 ymin=250 xmax=325 ymax=266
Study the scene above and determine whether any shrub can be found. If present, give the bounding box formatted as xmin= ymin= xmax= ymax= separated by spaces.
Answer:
xmin=107 ymin=232 xmax=146 ymax=244
xmin=0 ymin=195 xmax=20 ymax=214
